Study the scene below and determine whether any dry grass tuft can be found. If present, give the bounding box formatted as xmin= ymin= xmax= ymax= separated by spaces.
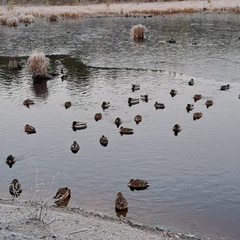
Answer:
xmin=49 ymin=14 xmax=58 ymax=21
xmin=6 ymin=16 xmax=19 ymax=27
xmin=130 ymin=8 xmax=199 ymax=15
xmin=0 ymin=15 xmax=8 ymax=25
xmin=131 ymin=24 xmax=146 ymax=41
xmin=22 ymin=14 xmax=35 ymax=24
xmin=27 ymin=51 xmax=50 ymax=79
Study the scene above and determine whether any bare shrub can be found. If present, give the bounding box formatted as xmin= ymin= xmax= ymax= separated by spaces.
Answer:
xmin=0 ymin=15 xmax=8 ymax=25
xmin=22 ymin=14 xmax=35 ymax=24
xmin=6 ymin=16 xmax=19 ymax=27
xmin=131 ymin=24 xmax=146 ymax=41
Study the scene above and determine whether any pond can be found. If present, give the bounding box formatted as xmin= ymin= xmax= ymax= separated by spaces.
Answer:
xmin=0 ymin=12 xmax=240 ymax=240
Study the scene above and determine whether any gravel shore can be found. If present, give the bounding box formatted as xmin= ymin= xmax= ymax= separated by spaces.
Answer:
xmin=0 ymin=199 xmax=203 ymax=240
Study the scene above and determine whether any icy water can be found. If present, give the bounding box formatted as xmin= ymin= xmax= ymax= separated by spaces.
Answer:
xmin=0 ymin=13 xmax=240 ymax=240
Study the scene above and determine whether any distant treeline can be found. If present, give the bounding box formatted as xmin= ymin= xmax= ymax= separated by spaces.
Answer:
xmin=3 ymin=0 xmax=186 ymax=6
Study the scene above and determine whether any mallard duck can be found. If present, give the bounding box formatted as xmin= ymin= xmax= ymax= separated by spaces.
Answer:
xmin=99 ymin=135 xmax=108 ymax=147
xmin=101 ymin=101 xmax=110 ymax=109
xmin=6 ymin=154 xmax=16 ymax=168
xmin=128 ymin=97 xmax=139 ymax=106
xmin=115 ymin=192 xmax=128 ymax=211
xmin=25 ymin=124 xmax=36 ymax=134
xmin=127 ymin=179 xmax=149 ymax=191
xmin=70 ymin=141 xmax=80 ymax=154
xmin=9 ymin=179 xmax=22 ymax=198
xmin=115 ymin=117 xmax=122 ymax=128
xmin=205 ymin=100 xmax=213 ymax=108
xmin=220 ymin=84 xmax=230 ymax=91
xmin=72 ymin=121 xmax=87 ymax=130
xmin=23 ymin=98 xmax=34 ymax=106
xmin=53 ymin=187 xmax=71 ymax=207
xmin=173 ymin=124 xmax=182 ymax=136
xmin=170 ymin=89 xmax=177 ymax=97
xmin=193 ymin=112 xmax=203 ymax=120
xmin=186 ymin=104 xmax=194 ymax=112
xmin=134 ymin=115 xmax=142 ymax=124
xmin=154 ymin=101 xmax=165 ymax=109
xmin=193 ymin=94 xmax=202 ymax=102
xmin=131 ymin=84 xmax=140 ymax=92
xmin=141 ymin=95 xmax=148 ymax=102
xmin=94 ymin=113 xmax=102 ymax=121
xmin=188 ymin=79 xmax=194 ymax=86
xmin=119 ymin=126 xmax=134 ymax=135
xmin=64 ymin=101 xmax=71 ymax=109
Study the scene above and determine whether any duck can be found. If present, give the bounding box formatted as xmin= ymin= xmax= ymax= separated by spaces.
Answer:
xmin=170 ymin=89 xmax=177 ymax=97
xmin=127 ymin=179 xmax=149 ymax=191
xmin=25 ymin=124 xmax=36 ymax=134
xmin=64 ymin=101 xmax=71 ymax=109
xmin=23 ymin=98 xmax=34 ymax=106
xmin=6 ymin=154 xmax=16 ymax=168
xmin=188 ymin=79 xmax=194 ymax=86
xmin=128 ymin=97 xmax=139 ymax=106
xmin=193 ymin=112 xmax=203 ymax=120
xmin=141 ymin=95 xmax=148 ymax=102
xmin=154 ymin=101 xmax=165 ymax=109
xmin=134 ymin=115 xmax=142 ymax=124
xmin=70 ymin=141 xmax=80 ymax=154
xmin=131 ymin=84 xmax=140 ymax=92
xmin=205 ymin=100 xmax=213 ymax=108
xmin=60 ymin=68 xmax=68 ymax=80
xmin=115 ymin=117 xmax=122 ymax=128
xmin=193 ymin=94 xmax=202 ymax=102
xmin=186 ymin=104 xmax=194 ymax=112
xmin=9 ymin=179 xmax=22 ymax=198
xmin=53 ymin=187 xmax=71 ymax=207
xmin=115 ymin=192 xmax=128 ymax=211
xmin=119 ymin=126 xmax=134 ymax=135
xmin=72 ymin=121 xmax=87 ymax=130
xmin=220 ymin=84 xmax=230 ymax=91
xmin=94 ymin=113 xmax=102 ymax=121
xmin=101 ymin=101 xmax=110 ymax=109
xmin=99 ymin=135 xmax=108 ymax=147
xmin=173 ymin=124 xmax=182 ymax=136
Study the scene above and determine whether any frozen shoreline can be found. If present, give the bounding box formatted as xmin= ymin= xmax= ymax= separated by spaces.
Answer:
xmin=0 ymin=0 xmax=240 ymax=18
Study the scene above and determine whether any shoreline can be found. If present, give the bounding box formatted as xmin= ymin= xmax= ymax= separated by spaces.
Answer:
xmin=0 ymin=198 xmax=205 ymax=240
xmin=0 ymin=0 xmax=240 ymax=18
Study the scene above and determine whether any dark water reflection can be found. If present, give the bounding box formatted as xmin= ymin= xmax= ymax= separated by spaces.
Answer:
xmin=0 ymin=13 xmax=240 ymax=240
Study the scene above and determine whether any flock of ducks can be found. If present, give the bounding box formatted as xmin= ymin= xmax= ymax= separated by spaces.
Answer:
xmin=6 ymin=79 xmax=231 ymax=213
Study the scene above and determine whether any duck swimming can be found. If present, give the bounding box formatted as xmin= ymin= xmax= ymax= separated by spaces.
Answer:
xmin=99 ymin=135 xmax=108 ymax=147
xmin=170 ymin=89 xmax=177 ymax=97
xmin=128 ymin=179 xmax=149 ymax=191
xmin=205 ymin=100 xmax=213 ymax=108
xmin=64 ymin=101 xmax=71 ymax=109
xmin=119 ymin=126 xmax=134 ymax=135
xmin=115 ymin=192 xmax=128 ymax=211
xmin=193 ymin=112 xmax=203 ymax=120
xmin=141 ymin=95 xmax=148 ymax=102
xmin=173 ymin=124 xmax=182 ymax=136
xmin=220 ymin=84 xmax=230 ymax=91
xmin=70 ymin=141 xmax=80 ymax=154
xmin=72 ymin=121 xmax=87 ymax=130
xmin=6 ymin=154 xmax=16 ymax=168
xmin=134 ymin=115 xmax=142 ymax=124
xmin=186 ymin=104 xmax=194 ymax=112
xmin=101 ymin=101 xmax=110 ymax=109
xmin=9 ymin=179 xmax=22 ymax=198
xmin=115 ymin=117 xmax=122 ymax=128
xmin=94 ymin=113 xmax=102 ymax=121
xmin=53 ymin=187 xmax=71 ymax=207
xmin=154 ymin=102 xmax=165 ymax=109
xmin=23 ymin=98 xmax=34 ymax=107
xmin=193 ymin=94 xmax=202 ymax=102
xmin=25 ymin=124 xmax=36 ymax=134
xmin=128 ymin=97 xmax=139 ymax=106
xmin=188 ymin=79 xmax=194 ymax=86
xmin=131 ymin=84 xmax=140 ymax=92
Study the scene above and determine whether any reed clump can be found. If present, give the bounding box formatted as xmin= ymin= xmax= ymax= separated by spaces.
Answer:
xmin=27 ymin=51 xmax=49 ymax=79
xmin=131 ymin=24 xmax=146 ymax=41
xmin=22 ymin=14 xmax=35 ymax=24
xmin=6 ymin=16 xmax=19 ymax=27
xmin=0 ymin=15 xmax=8 ymax=25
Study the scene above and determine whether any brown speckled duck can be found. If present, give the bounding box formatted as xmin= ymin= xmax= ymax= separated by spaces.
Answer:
xmin=134 ymin=115 xmax=142 ymax=124
xmin=64 ymin=101 xmax=72 ymax=109
xmin=128 ymin=179 xmax=149 ymax=191
xmin=53 ymin=187 xmax=71 ymax=207
xmin=115 ymin=192 xmax=128 ymax=211
xmin=25 ymin=124 xmax=36 ymax=134
xmin=193 ymin=94 xmax=202 ymax=102
xmin=94 ymin=113 xmax=102 ymax=121
xmin=23 ymin=98 xmax=34 ymax=106
xmin=193 ymin=112 xmax=203 ymax=120
xmin=99 ymin=135 xmax=108 ymax=147
xmin=205 ymin=100 xmax=213 ymax=108
xmin=119 ymin=126 xmax=134 ymax=135
xmin=6 ymin=154 xmax=16 ymax=168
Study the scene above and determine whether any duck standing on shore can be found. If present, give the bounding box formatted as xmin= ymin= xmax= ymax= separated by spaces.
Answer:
xmin=115 ymin=192 xmax=128 ymax=211
xmin=9 ymin=179 xmax=22 ymax=198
